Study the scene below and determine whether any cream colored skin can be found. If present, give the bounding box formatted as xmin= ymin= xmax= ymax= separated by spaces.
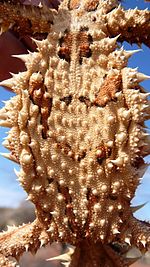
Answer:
xmin=0 ymin=0 xmax=150 ymax=266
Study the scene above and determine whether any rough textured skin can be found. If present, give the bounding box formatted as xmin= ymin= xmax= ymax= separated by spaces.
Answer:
xmin=0 ymin=0 xmax=150 ymax=266
xmin=0 ymin=0 xmax=56 ymax=35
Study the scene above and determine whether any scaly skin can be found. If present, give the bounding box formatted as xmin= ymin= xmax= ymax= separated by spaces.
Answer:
xmin=0 ymin=0 xmax=150 ymax=266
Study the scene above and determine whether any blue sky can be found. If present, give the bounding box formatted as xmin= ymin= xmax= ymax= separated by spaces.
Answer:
xmin=0 ymin=0 xmax=150 ymax=222
xmin=0 ymin=89 xmax=27 ymax=207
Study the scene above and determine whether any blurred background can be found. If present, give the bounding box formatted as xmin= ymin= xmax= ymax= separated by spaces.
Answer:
xmin=0 ymin=0 xmax=150 ymax=266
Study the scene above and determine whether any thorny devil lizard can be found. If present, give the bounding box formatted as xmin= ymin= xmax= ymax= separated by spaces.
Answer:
xmin=0 ymin=0 xmax=150 ymax=266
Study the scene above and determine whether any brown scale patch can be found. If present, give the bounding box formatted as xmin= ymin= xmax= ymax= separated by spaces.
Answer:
xmin=84 ymin=0 xmax=99 ymax=11
xmin=68 ymin=0 xmax=99 ymax=11
xmin=79 ymin=30 xmax=92 ymax=63
xmin=68 ymin=0 xmax=80 ymax=10
xmin=94 ymin=74 xmax=122 ymax=107
xmin=58 ymin=31 xmax=72 ymax=62
xmin=58 ymin=30 xmax=92 ymax=64
xmin=29 ymin=76 xmax=52 ymax=139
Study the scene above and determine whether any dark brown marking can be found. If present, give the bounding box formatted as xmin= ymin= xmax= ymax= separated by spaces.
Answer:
xmin=131 ymin=156 xmax=145 ymax=169
xmin=68 ymin=220 xmax=75 ymax=233
xmin=92 ymin=16 xmax=96 ymax=22
xmin=58 ymin=31 xmax=72 ymax=62
xmin=96 ymin=145 xmax=112 ymax=165
xmin=80 ymin=26 xmax=89 ymax=32
xmin=94 ymin=74 xmax=122 ymax=107
xmin=56 ymin=142 xmax=86 ymax=162
xmin=66 ymin=203 xmax=79 ymax=234
xmin=58 ymin=30 xmax=93 ymax=64
xmin=56 ymin=181 xmax=61 ymax=194
xmin=60 ymin=186 xmax=72 ymax=204
xmin=88 ymin=34 xmax=93 ymax=44
xmin=97 ymin=157 xmax=103 ymax=165
xmin=83 ymin=190 xmax=99 ymax=235
xmin=77 ymin=150 xmax=86 ymax=162
xmin=110 ymin=242 xmax=128 ymax=254
xmin=86 ymin=188 xmax=91 ymax=200
xmin=41 ymin=97 xmax=52 ymax=139
xmin=57 ymin=142 xmax=74 ymax=159
xmin=29 ymin=75 xmax=52 ymax=139
xmin=47 ymin=177 xmax=54 ymax=184
xmin=56 ymin=186 xmax=79 ymax=234
xmin=79 ymin=96 xmax=91 ymax=107
xmin=58 ymin=47 xmax=71 ymax=62
xmin=79 ymin=31 xmax=92 ymax=64
xmin=109 ymin=194 xmax=118 ymax=200
xmin=60 ymin=95 xmax=72 ymax=105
